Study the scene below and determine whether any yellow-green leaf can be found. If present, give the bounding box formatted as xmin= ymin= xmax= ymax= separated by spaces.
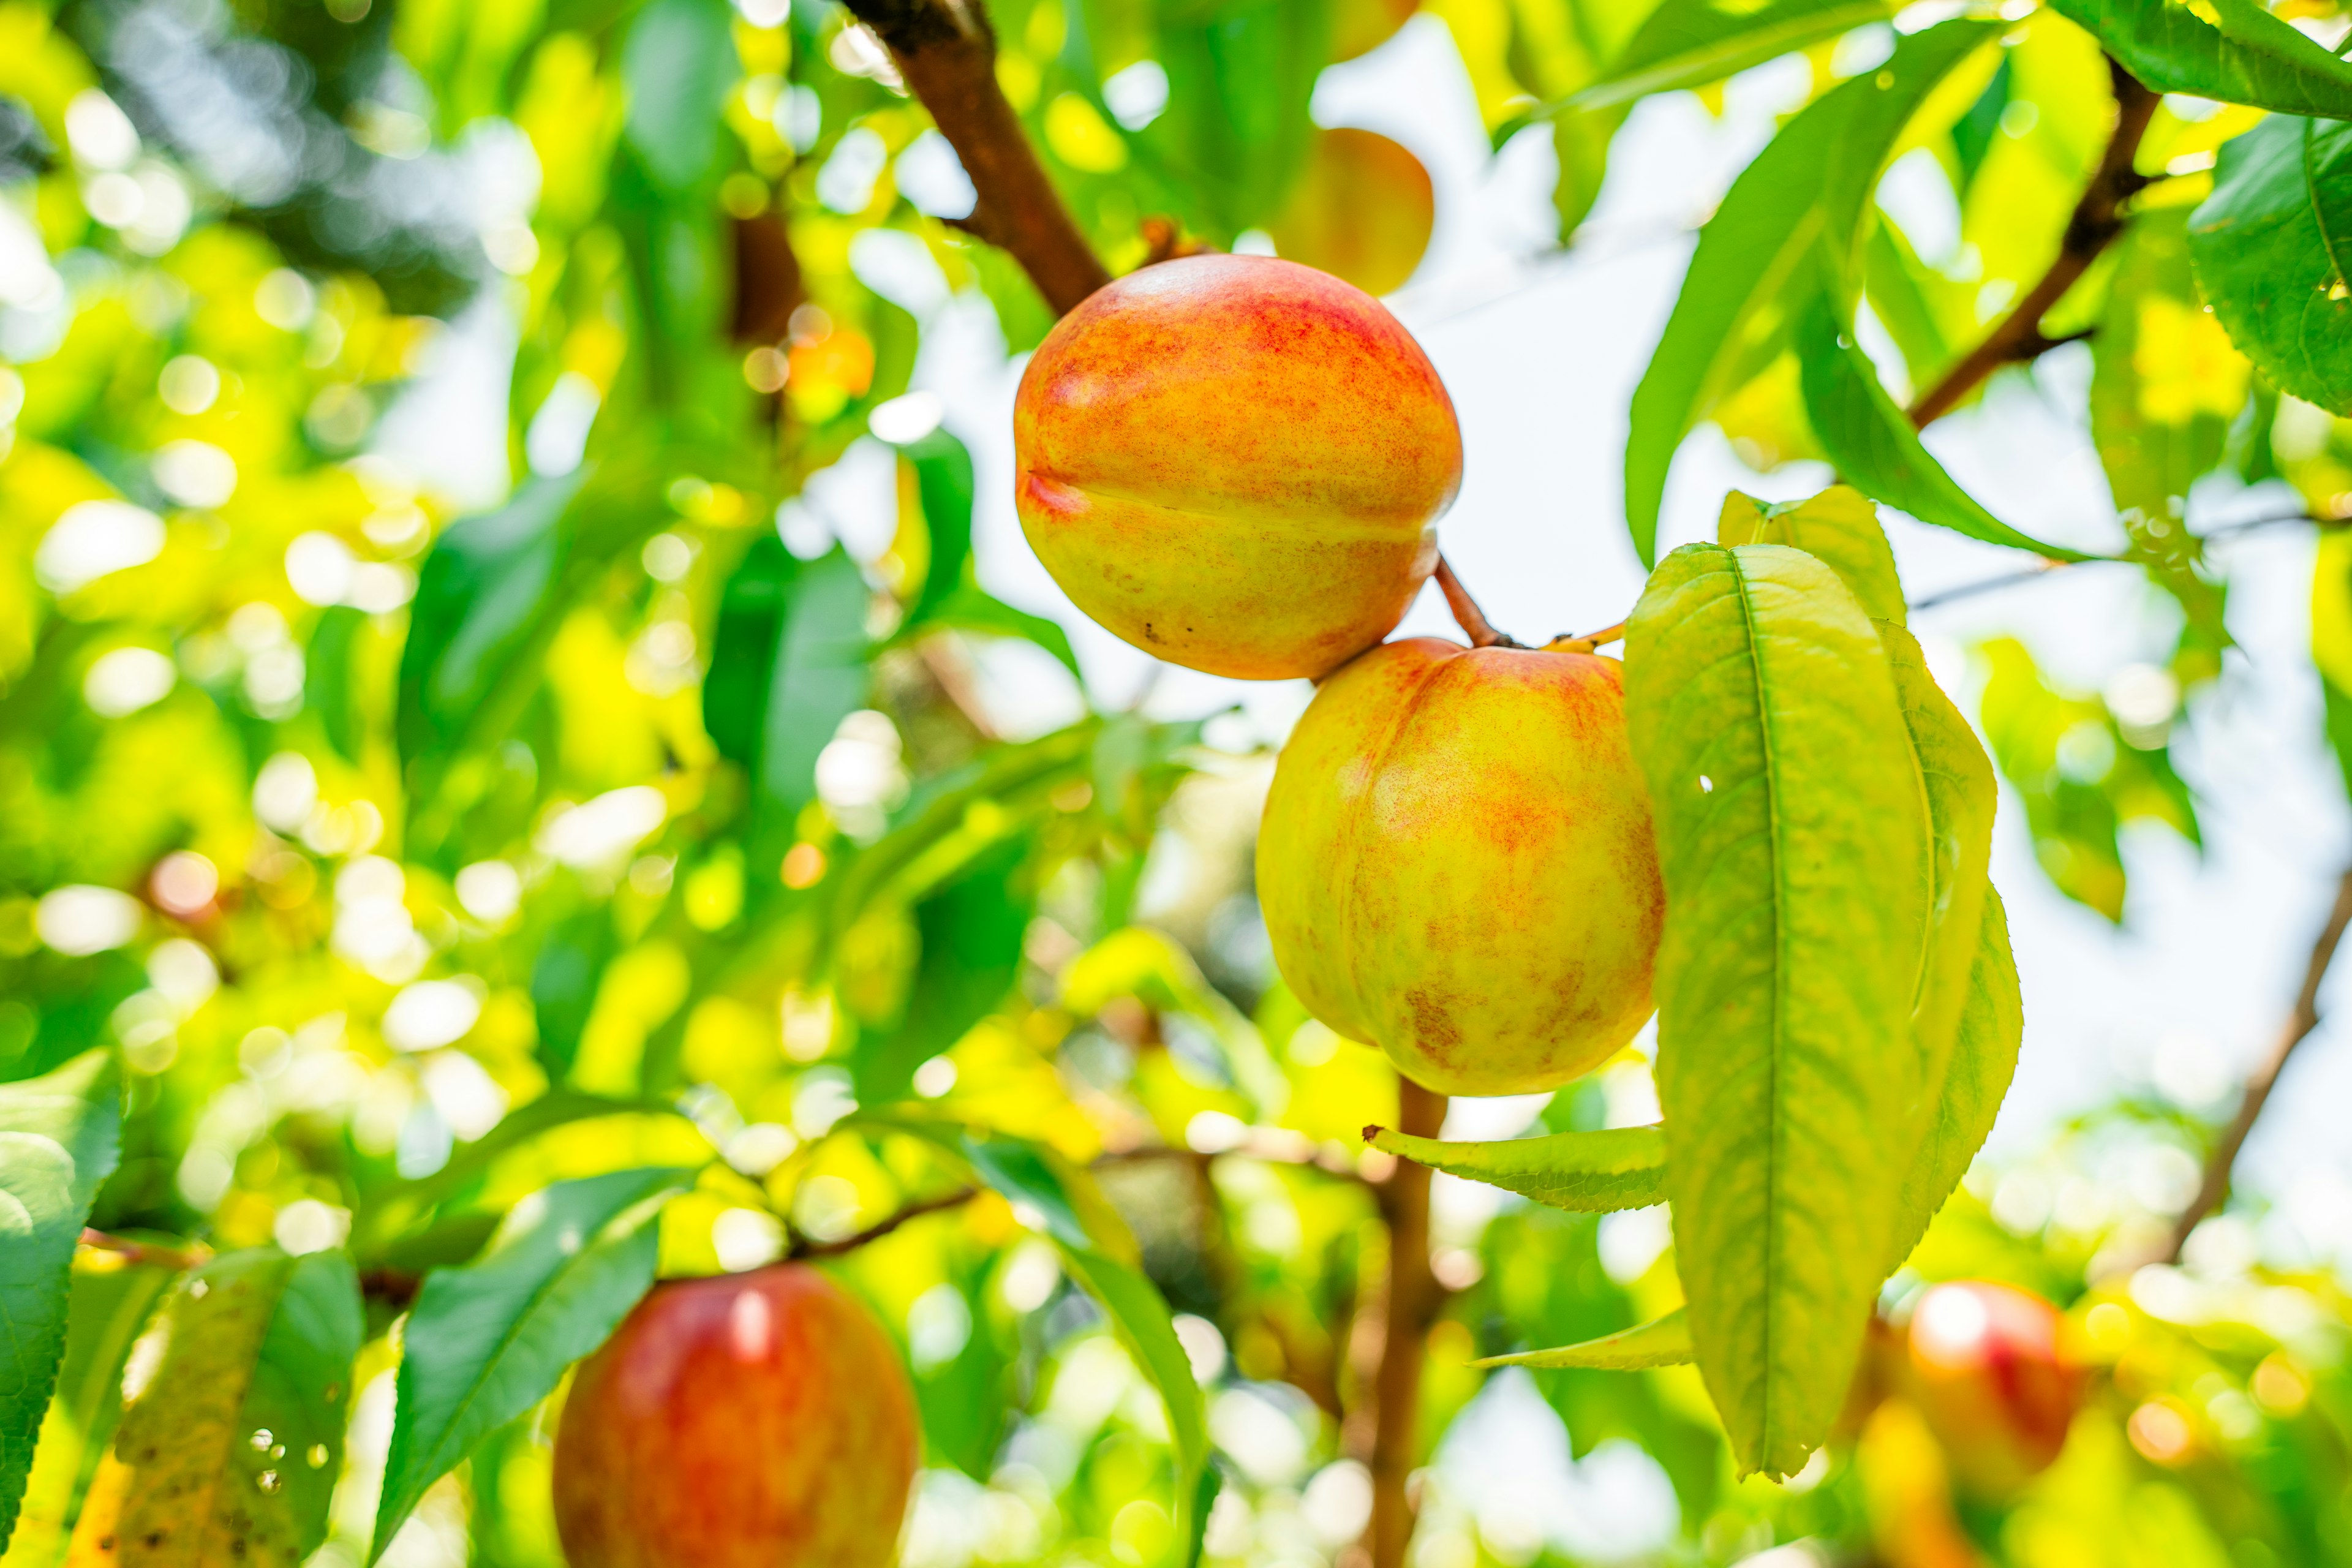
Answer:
xmin=1625 ymin=542 xmax=1931 ymax=1479
xmin=1890 ymin=890 xmax=2025 ymax=1263
xmin=1476 ymin=1308 xmax=1693 ymax=1371
xmin=1363 ymin=1124 xmax=1665 ymax=1213
xmin=1716 ymin=485 xmax=1907 ymax=626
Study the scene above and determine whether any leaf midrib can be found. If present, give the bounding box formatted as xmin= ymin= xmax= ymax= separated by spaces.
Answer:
xmin=1725 ymin=550 xmax=1790 ymax=1464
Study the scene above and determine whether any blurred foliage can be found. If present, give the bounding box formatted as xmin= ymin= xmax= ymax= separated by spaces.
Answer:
xmin=4 ymin=0 xmax=2352 ymax=1565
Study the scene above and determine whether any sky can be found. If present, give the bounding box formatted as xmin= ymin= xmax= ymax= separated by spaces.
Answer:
xmin=383 ymin=15 xmax=2352 ymax=1280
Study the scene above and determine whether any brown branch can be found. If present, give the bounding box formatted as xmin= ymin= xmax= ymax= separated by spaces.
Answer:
xmin=839 ymin=0 xmax=1109 ymax=314
xmin=78 ymin=1229 xmax=209 ymax=1272
xmin=1363 ymin=1079 xmax=1447 ymax=1568
xmin=791 ymin=1186 xmax=979 ymax=1259
xmin=1434 ymin=557 xmax=1519 ymax=649
xmin=2163 ymin=866 xmax=2352 ymax=1263
xmin=1907 ymin=59 xmax=2160 ymax=429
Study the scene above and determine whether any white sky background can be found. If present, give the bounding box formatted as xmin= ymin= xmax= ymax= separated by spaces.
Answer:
xmin=392 ymin=17 xmax=2352 ymax=1260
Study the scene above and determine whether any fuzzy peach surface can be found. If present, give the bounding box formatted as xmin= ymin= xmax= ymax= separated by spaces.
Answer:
xmin=1259 ymin=639 xmax=1664 ymax=1096
xmin=552 ymin=1264 xmax=918 ymax=1568
xmin=1013 ymin=254 xmax=1460 ymax=680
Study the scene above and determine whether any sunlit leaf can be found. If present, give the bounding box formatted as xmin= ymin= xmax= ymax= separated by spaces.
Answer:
xmin=1363 ymin=1123 xmax=1665 ymax=1213
xmin=2187 ymin=113 xmax=2352 ymax=416
xmin=1793 ymin=295 xmax=2100 ymax=560
xmin=1716 ymin=485 xmax=1907 ymax=625
xmin=855 ymin=836 xmax=1035 ymax=1107
xmin=2051 ymin=0 xmax=2352 ymax=121
xmin=1474 ymin=1308 xmax=1693 ymax=1370
xmin=372 ymin=1167 xmax=692 ymax=1559
xmin=1625 ymin=543 xmax=1930 ymax=1478
xmin=1624 ymin=18 xmax=1997 ymax=564
xmin=0 ymin=1048 xmax=118 ymax=1549
xmin=89 ymin=1248 xmax=361 ymax=1567
xmin=1570 ymin=0 xmax=1894 ymax=112
xmin=1888 ymin=889 xmax=2022 ymax=1261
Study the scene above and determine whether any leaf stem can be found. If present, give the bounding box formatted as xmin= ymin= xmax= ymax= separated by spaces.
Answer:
xmin=1905 ymin=58 xmax=2160 ymax=429
xmin=2162 ymin=865 xmax=2352 ymax=1263
xmin=1434 ymin=556 xmax=1520 ymax=649
xmin=839 ymin=0 xmax=1110 ymax=315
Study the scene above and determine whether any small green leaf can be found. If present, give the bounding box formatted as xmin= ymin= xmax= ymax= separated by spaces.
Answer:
xmin=1625 ymin=543 xmax=1931 ymax=1478
xmin=1569 ymin=0 xmax=1895 ymax=113
xmin=103 ymin=1248 xmax=363 ymax=1567
xmin=855 ymin=837 xmax=1034 ymax=1107
xmin=0 ymin=1047 xmax=119 ymax=1549
xmin=1716 ymin=485 xmax=1907 ymax=625
xmin=2052 ymin=0 xmax=2352 ymax=122
xmin=1363 ymin=1125 xmax=1665 ymax=1214
xmin=1793 ymin=294 xmax=2100 ymax=560
xmin=703 ymin=541 xmax=872 ymax=860
xmin=373 ymin=1166 xmax=692 ymax=1559
xmin=3 ymin=1262 xmax=172 ymax=1561
xmin=1890 ymin=890 xmax=2024 ymax=1262
xmin=397 ymin=471 xmax=587 ymax=774
xmin=897 ymin=586 xmax=1084 ymax=679
xmin=901 ymin=429 xmax=976 ymax=625
xmin=1475 ymin=1308 xmax=1694 ymax=1371
xmin=2188 ymin=113 xmax=2352 ymax=416
xmin=621 ymin=0 xmax=739 ymax=194
xmin=1624 ymin=18 xmax=1997 ymax=564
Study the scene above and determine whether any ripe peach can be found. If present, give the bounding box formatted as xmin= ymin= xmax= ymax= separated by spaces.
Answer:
xmin=1257 ymin=639 xmax=1663 ymax=1095
xmin=1013 ymin=254 xmax=1460 ymax=680
xmin=1902 ymin=1279 xmax=2084 ymax=1496
xmin=552 ymin=1264 xmax=918 ymax=1568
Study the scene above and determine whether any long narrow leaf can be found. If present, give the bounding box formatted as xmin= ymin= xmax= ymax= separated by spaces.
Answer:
xmin=2053 ymin=0 xmax=2352 ymax=121
xmin=1364 ymin=1125 xmax=1665 ymax=1214
xmin=1476 ymin=1309 xmax=1694 ymax=1371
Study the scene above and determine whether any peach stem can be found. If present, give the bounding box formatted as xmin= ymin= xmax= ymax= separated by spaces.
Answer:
xmin=1433 ymin=556 xmax=1518 ymax=649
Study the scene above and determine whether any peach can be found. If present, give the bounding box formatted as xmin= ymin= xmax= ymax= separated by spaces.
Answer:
xmin=1902 ymin=1279 xmax=2084 ymax=1496
xmin=1013 ymin=255 xmax=1460 ymax=680
xmin=1258 ymin=638 xmax=1663 ymax=1095
xmin=552 ymin=1264 xmax=918 ymax=1568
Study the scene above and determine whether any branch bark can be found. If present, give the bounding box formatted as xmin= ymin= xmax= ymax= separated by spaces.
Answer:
xmin=838 ymin=0 xmax=1110 ymax=315
xmin=78 ymin=1229 xmax=209 ymax=1272
xmin=1363 ymin=1079 xmax=1447 ymax=1568
xmin=2163 ymin=865 xmax=2352 ymax=1263
xmin=791 ymin=1186 xmax=980 ymax=1259
xmin=1905 ymin=58 xmax=2160 ymax=429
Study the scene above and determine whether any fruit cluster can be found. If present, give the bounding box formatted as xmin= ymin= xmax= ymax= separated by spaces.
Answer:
xmin=1019 ymin=254 xmax=1663 ymax=1098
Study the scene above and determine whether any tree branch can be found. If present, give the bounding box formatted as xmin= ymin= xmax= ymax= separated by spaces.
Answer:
xmin=1363 ymin=1079 xmax=1447 ymax=1568
xmin=1906 ymin=58 xmax=2160 ymax=429
xmin=2163 ymin=865 xmax=2352 ymax=1262
xmin=791 ymin=1186 xmax=979 ymax=1259
xmin=78 ymin=1229 xmax=208 ymax=1272
xmin=838 ymin=0 xmax=1109 ymax=314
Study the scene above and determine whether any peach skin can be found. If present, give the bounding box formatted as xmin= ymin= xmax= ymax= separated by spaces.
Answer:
xmin=1013 ymin=255 xmax=1460 ymax=680
xmin=552 ymin=1264 xmax=918 ymax=1568
xmin=1258 ymin=639 xmax=1664 ymax=1096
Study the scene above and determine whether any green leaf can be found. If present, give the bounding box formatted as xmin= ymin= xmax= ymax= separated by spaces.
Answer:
xmin=901 ymin=429 xmax=976 ymax=625
xmin=1474 ymin=1308 xmax=1693 ymax=1371
xmin=620 ymin=0 xmax=739 ymax=194
xmin=2095 ymin=209 xmax=2248 ymax=516
xmin=1144 ymin=0 xmax=1335 ymax=235
xmin=2188 ymin=113 xmax=2352 ymax=416
xmin=895 ymin=586 xmax=1084 ymax=680
xmin=3 ymin=1263 xmax=173 ymax=1562
xmin=0 ymin=1048 xmax=119 ymax=1548
xmin=1793 ymin=294 xmax=2101 ymax=560
xmin=305 ymin=606 xmax=369 ymax=764
xmin=2051 ymin=0 xmax=2352 ymax=122
xmin=1624 ymin=543 xmax=1931 ymax=1478
xmin=1716 ymin=485 xmax=1908 ymax=625
xmin=903 ymin=1126 xmax=1208 ymax=1547
xmin=703 ymin=541 xmax=872 ymax=859
xmin=1624 ymin=18 xmax=1997 ymax=564
xmin=396 ymin=470 xmax=590 ymax=775
xmin=1362 ymin=1124 xmax=1666 ymax=1214
xmin=1568 ymin=0 xmax=1896 ymax=113
xmin=1889 ymin=890 xmax=2024 ymax=1263
xmin=373 ymin=1166 xmax=692 ymax=1559
xmin=101 ymin=1248 xmax=363 ymax=1567
xmin=855 ymin=837 xmax=1034 ymax=1108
